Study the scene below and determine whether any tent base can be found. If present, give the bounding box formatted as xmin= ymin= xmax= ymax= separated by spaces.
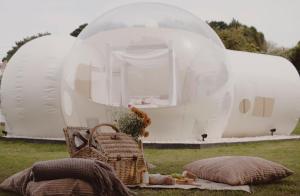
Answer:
xmin=1 ymin=135 xmax=299 ymax=148
xmin=0 ymin=135 xmax=65 ymax=144
xmin=143 ymin=135 xmax=300 ymax=148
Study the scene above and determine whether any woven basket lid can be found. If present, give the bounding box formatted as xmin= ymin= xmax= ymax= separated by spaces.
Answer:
xmin=94 ymin=132 xmax=140 ymax=159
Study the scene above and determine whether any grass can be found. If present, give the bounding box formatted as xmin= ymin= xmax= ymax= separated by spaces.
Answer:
xmin=292 ymin=120 xmax=300 ymax=135
xmin=0 ymin=141 xmax=68 ymax=196
xmin=139 ymin=140 xmax=300 ymax=196
xmin=0 ymin=122 xmax=299 ymax=196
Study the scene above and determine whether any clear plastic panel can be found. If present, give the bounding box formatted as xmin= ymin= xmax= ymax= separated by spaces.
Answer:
xmin=62 ymin=3 xmax=231 ymax=141
xmin=79 ymin=3 xmax=224 ymax=48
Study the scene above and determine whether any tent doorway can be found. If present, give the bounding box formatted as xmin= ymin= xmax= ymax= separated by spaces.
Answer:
xmin=108 ymin=44 xmax=177 ymax=108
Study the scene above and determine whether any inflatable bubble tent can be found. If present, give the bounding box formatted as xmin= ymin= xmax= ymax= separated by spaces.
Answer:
xmin=1 ymin=3 xmax=300 ymax=142
xmin=1 ymin=35 xmax=75 ymax=138
xmin=62 ymin=3 xmax=232 ymax=142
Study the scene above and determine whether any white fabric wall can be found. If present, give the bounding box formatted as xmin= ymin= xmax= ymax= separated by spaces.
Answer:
xmin=1 ymin=37 xmax=299 ymax=140
xmin=224 ymin=50 xmax=300 ymax=137
xmin=1 ymin=35 xmax=75 ymax=138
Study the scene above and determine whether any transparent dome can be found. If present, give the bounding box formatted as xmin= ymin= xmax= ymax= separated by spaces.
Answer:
xmin=62 ymin=3 xmax=232 ymax=141
xmin=79 ymin=3 xmax=224 ymax=48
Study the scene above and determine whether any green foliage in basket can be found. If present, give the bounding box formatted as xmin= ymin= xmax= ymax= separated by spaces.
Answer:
xmin=112 ymin=107 xmax=150 ymax=139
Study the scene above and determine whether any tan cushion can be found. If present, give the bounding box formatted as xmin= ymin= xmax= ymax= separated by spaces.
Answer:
xmin=183 ymin=156 xmax=293 ymax=185
xmin=25 ymin=178 xmax=96 ymax=196
xmin=0 ymin=168 xmax=96 ymax=196
xmin=0 ymin=168 xmax=32 ymax=194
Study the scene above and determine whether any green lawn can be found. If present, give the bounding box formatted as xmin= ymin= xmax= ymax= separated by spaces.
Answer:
xmin=0 ymin=123 xmax=299 ymax=196
xmin=292 ymin=120 xmax=300 ymax=135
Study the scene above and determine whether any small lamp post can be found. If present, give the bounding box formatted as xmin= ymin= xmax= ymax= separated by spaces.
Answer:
xmin=201 ymin=133 xmax=208 ymax=141
xmin=270 ymin=128 xmax=276 ymax=136
xmin=1 ymin=130 xmax=7 ymax=136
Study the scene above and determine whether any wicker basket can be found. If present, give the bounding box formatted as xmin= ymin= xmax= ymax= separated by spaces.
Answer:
xmin=63 ymin=124 xmax=147 ymax=185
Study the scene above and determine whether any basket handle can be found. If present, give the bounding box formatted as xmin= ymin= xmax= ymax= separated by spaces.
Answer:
xmin=88 ymin=123 xmax=119 ymax=147
xmin=72 ymin=131 xmax=88 ymax=150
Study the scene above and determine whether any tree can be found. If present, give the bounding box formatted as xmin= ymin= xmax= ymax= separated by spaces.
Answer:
xmin=287 ymin=41 xmax=300 ymax=74
xmin=2 ymin=22 xmax=88 ymax=62
xmin=266 ymin=41 xmax=300 ymax=74
xmin=70 ymin=23 xmax=88 ymax=37
xmin=209 ymin=21 xmax=228 ymax=30
xmin=208 ymin=19 xmax=267 ymax=53
xmin=266 ymin=41 xmax=289 ymax=58
xmin=2 ymin=32 xmax=50 ymax=62
xmin=228 ymin=18 xmax=241 ymax=29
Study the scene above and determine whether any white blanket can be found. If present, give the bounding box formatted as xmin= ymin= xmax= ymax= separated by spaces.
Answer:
xmin=129 ymin=179 xmax=251 ymax=193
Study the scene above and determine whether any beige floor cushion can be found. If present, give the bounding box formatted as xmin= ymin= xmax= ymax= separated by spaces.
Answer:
xmin=183 ymin=156 xmax=293 ymax=185
xmin=0 ymin=167 xmax=32 ymax=195
xmin=0 ymin=168 xmax=96 ymax=196
xmin=25 ymin=178 xmax=96 ymax=196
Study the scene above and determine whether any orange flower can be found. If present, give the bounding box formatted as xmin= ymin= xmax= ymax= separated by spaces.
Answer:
xmin=143 ymin=116 xmax=151 ymax=127
xmin=130 ymin=107 xmax=151 ymax=133
xmin=131 ymin=107 xmax=145 ymax=118
xmin=143 ymin=131 xmax=149 ymax=137
xmin=131 ymin=107 xmax=151 ymax=126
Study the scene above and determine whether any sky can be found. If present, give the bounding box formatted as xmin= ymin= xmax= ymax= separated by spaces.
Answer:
xmin=0 ymin=0 xmax=299 ymax=60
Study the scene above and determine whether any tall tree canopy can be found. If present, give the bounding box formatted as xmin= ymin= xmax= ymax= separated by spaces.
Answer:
xmin=209 ymin=19 xmax=267 ymax=53
xmin=2 ymin=21 xmax=299 ymax=75
xmin=208 ymin=19 xmax=299 ymax=74
xmin=2 ymin=32 xmax=50 ymax=62
xmin=287 ymin=41 xmax=300 ymax=74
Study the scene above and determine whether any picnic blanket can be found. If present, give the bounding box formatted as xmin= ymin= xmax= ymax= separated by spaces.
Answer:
xmin=130 ymin=178 xmax=251 ymax=193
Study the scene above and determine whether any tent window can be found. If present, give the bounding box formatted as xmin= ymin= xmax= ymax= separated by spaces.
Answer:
xmin=106 ymin=44 xmax=177 ymax=108
xmin=252 ymin=96 xmax=275 ymax=117
xmin=264 ymin=97 xmax=275 ymax=117
xmin=239 ymin=99 xmax=251 ymax=114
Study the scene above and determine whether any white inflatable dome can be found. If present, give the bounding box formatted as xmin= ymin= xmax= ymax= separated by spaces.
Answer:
xmin=62 ymin=3 xmax=232 ymax=142
xmin=1 ymin=35 xmax=75 ymax=139
xmin=224 ymin=50 xmax=300 ymax=137
xmin=1 ymin=3 xmax=299 ymax=142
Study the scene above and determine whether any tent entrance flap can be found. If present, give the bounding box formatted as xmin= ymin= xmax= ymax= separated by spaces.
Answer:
xmin=108 ymin=44 xmax=177 ymax=108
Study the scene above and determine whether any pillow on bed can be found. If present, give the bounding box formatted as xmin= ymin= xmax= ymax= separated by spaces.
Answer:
xmin=183 ymin=156 xmax=293 ymax=185
xmin=0 ymin=167 xmax=32 ymax=195
xmin=25 ymin=178 xmax=96 ymax=196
